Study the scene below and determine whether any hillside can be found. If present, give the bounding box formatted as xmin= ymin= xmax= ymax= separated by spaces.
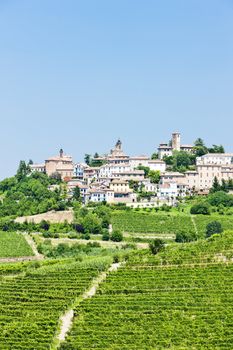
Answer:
xmin=61 ymin=233 xmax=233 ymax=350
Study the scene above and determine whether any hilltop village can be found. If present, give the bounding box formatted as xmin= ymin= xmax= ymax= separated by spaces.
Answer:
xmin=30 ymin=132 xmax=232 ymax=206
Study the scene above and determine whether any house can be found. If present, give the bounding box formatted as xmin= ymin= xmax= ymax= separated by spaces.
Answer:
xmin=30 ymin=163 xmax=46 ymax=173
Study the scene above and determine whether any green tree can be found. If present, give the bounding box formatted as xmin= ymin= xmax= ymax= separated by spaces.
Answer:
xmin=82 ymin=213 xmax=102 ymax=234
xmin=84 ymin=154 xmax=91 ymax=165
xmin=151 ymin=152 xmax=159 ymax=160
xmin=149 ymin=239 xmax=164 ymax=255
xmin=190 ymin=203 xmax=210 ymax=215
xmin=137 ymin=165 xmax=150 ymax=177
xmin=111 ymin=230 xmax=123 ymax=242
xmin=148 ymin=170 xmax=160 ymax=184
xmin=210 ymin=176 xmax=221 ymax=193
xmin=73 ymin=186 xmax=81 ymax=201
xmin=16 ymin=161 xmax=30 ymax=181
xmin=206 ymin=221 xmax=223 ymax=238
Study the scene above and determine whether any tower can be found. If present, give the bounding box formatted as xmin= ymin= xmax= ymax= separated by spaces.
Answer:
xmin=59 ymin=148 xmax=64 ymax=158
xmin=172 ymin=132 xmax=181 ymax=151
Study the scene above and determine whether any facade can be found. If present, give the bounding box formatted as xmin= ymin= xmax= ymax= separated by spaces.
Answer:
xmin=30 ymin=163 xmax=46 ymax=173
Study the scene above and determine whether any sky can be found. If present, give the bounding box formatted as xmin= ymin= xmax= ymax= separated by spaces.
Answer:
xmin=0 ymin=0 xmax=233 ymax=179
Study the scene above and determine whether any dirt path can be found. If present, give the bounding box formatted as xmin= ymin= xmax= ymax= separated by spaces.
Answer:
xmin=24 ymin=234 xmax=43 ymax=258
xmin=56 ymin=262 xmax=121 ymax=345
xmin=191 ymin=215 xmax=199 ymax=237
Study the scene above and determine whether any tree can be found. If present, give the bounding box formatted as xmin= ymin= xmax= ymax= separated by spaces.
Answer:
xmin=82 ymin=213 xmax=102 ymax=234
xmin=73 ymin=186 xmax=81 ymax=201
xmin=16 ymin=161 xmax=30 ymax=181
xmin=148 ymin=170 xmax=160 ymax=184
xmin=194 ymin=138 xmax=205 ymax=147
xmin=175 ymin=231 xmax=196 ymax=243
xmin=190 ymin=203 xmax=210 ymax=215
xmin=173 ymin=151 xmax=191 ymax=169
xmin=111 ymin=230 xmax=123 ymax=242
xmin=206 ymin=221 xmax=223 ymax=238
xmin=137 ymin=165 xmax=150 ymax=177
xmin=84 ymin=154 xmax=91 ymax=165
xmin=208 ymin=145 xmax=225 ymax=153
xmin=149 ymin=239 xmax=165 ymax=255
xmin=151 ymin=152 xmax=159 ymax=160
xmin=210 ymin=176 xmax=221 ymax=193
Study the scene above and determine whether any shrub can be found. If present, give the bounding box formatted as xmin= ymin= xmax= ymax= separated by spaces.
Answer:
xmin=149 ymin=239 xmax=165 ymax=255
xmin=40 ymin=220 xmax=50 ymax=231
xmin=83 ymin=233 xmax=90 ymax=240
xmin=175 ymin=231 xmax=196 ymax=243
xmin=190 ymin=203 xmax=210 ymax=215
xmin=102 ymin=231 xmax=110 ymax=241
xmin=111 ymin=230 xmax=123 ymax=242
xmin=113 ymin=254 xmax=120 ymax=263
xmin=206 ymin=221 xmax=223 ymax=238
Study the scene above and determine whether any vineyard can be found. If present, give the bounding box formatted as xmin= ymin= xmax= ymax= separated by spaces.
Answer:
xmin=0 ymin=257 xmax=111 ymax=349
xmin=0 ymin=232 xmax=33 ymax=257
xmin=112 ymin=211 xmax=196 ymax=235
xmin=193 ymin=215 xmax=233 ymax=237
xmin=61 ymin=233 xmax=233 ymax=349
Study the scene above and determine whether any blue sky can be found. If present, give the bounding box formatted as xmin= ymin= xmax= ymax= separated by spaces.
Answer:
xmin=0 ymin=0 xmax=233 ymax=179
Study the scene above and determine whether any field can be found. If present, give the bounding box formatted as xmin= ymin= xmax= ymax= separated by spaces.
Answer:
xmin=61 ymin=233 xmax=233 ymax=350
xmin=0 ymin=256 xmax=111 ymax=349
xmin=112 ymin=211 xmax=196 ymax=235
xmin=193 ymin=215 xmax=233 ymax=237
xmin=0 ymin=232 xmax=33 ymax=257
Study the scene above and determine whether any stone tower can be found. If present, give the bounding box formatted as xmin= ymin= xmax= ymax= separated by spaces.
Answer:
xmin=172 ymin=132 xmax=181 ymax=151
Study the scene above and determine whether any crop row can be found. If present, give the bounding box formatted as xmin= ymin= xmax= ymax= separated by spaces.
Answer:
xmin=0 ymin=258 xmax=110 ymax=349
xmin=61 ymin=258 xmax=233 ymax=349
xmin=112 ymin=211 xmax=195 ymax=234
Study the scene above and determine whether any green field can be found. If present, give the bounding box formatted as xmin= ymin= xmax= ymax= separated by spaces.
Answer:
xmin=0 ymin=232 xmax=33 ymax=257
xmin=61 ymin=233 xmax=233 ymax=350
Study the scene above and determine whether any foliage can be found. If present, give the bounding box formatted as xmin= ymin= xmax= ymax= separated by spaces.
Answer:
xmin=190 ymin=203 xmax=210 ymax=215
xmin=111 ymin=230 xmax=123 ymax=242
xmin=206 ymin=221 xmax=223 ymax=238
xmin=149 ymin=239 xmax=164 ymax=254
xmin=0 ymin=171 xmax=66 ymax=217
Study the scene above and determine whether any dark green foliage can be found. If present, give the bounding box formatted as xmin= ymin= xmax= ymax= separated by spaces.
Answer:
xmin=208 ymin=191 xmax=233 ymax=207
xmin=175 ymin=230 xmax=196 ymax=243
xmin=111 ymin=230 xmax=123 ymax=242
xmin=190 ymin=203 xmax=210 ymax=215
xmin=206 ymin=221 xmax=223 ymax=238
xmin=149 ymin=239 xmax=165 ymax=255
xmin=39 ymin=220 xmax=50 ymax=231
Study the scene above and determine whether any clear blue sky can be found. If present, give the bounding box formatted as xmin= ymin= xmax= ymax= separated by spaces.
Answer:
xmin=1 ymin=0 xmax=233 ymax=179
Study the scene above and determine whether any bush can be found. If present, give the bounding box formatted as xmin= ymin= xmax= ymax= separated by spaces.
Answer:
xmin=149 ymin=239 xmax=165 ymax=255
xmin=73 ymin=223 xmax=85 ymax=233
xmin=111 ymin=230 xmax=123 ymax=242
xmin=102 ymin=231 xmax=110 ymax=241
xmin=175 ymin=231 xmax=196 ymax=243
xmin=40 ymin=220 xmax=50 ymax=231
xmin=190 ymin=203 xmax=210 ymax=215
xmin=83 ymin=233 xmax=90 ymax=240
xmin=206 ymin=221 xmax=223 ymax=238
xmin=113 ymin=254 xmax=120 ymax=263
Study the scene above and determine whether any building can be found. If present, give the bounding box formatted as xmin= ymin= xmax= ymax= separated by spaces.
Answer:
xmin=158 ymin=132 xmax=194 ymax=159
xmin=30 ymin=163 xmax=46 ymax=173
xmin=45 ymin=149 xmax=74 ymax=180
